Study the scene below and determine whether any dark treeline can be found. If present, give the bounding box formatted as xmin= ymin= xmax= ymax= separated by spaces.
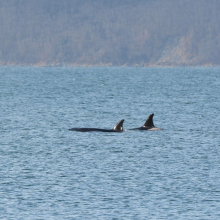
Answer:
xmin=0 ymin=0 xmax=220 ymax=66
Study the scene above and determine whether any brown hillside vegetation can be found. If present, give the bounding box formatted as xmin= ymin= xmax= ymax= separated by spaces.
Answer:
xmin=0 ymin=0 xmax=220 ymax=66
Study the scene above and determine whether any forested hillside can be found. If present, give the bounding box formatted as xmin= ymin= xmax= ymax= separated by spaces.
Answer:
xmin=0 ymin=0 xmax=220 ymax=66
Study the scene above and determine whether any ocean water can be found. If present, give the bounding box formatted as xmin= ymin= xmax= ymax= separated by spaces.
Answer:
xmin=1 ymin=67 xmax=220 ymax=219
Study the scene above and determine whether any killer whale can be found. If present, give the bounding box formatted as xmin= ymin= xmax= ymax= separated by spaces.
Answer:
xmin=69 ymin=119 xmax=124 ymax=132
xmin=128 ymin=113 xmax=161 ymax=131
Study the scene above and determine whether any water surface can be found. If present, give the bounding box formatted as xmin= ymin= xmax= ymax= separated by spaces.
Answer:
xmin=1 ymin=67 xmax=220 ymax=219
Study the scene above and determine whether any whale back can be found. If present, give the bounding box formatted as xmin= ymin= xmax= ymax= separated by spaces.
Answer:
xmin=143 ymin=113 xmax=155 ymax=127
xmin=113 ymin=119 xmax=124 ymax=131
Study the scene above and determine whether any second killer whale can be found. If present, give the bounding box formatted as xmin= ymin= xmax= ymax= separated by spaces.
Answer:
xmin=128 ymin=113 xmax=161 ymax=131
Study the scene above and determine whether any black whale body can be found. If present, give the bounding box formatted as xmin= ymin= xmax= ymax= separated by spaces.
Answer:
xmin=128 ymin=113 xmax=161 ymax=131
xmin=69 ymin=114 xmax=161 ymax=132
xmin=69 ymin=119 xmax=124 ymax=132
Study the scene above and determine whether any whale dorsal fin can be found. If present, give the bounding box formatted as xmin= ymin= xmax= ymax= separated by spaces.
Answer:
xmin=143 ymin=113 xmax=155 ymax=127
xmin=113 ymin=119 xmax=124 ymax=131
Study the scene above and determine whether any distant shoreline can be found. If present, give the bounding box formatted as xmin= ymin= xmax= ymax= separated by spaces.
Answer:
xmin=0 ymin=62 xmax=219 ymax=68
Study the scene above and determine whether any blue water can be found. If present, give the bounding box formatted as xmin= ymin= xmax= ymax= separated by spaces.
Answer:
xmin=1 ymin=67 xmax=220 ymax=219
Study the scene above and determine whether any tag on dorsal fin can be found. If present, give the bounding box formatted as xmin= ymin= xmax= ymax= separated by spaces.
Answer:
xmin=113 ymin=119 xmax=124 ymax=131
